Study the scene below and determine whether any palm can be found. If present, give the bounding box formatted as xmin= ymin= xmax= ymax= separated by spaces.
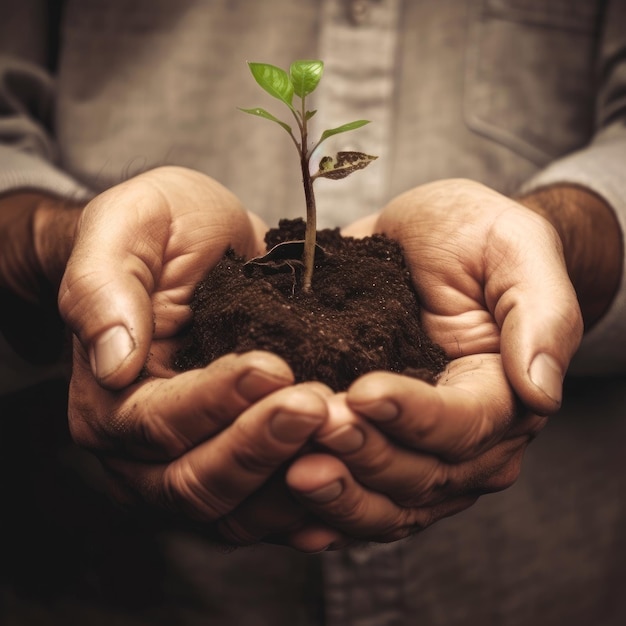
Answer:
xmin=378 ymin=181 xmax=539 ymax=356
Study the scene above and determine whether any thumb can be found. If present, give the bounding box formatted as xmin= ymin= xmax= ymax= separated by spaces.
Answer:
xmin=59 ymin=244 xmax=155 ymax=389
xmin=500 ymin=296 xmax=582 ymax=416
xmin=58 ymin=178 xmax=171 ymax=389
xmin=493 ymin=220 xmax=583 ymax=415
xmin=58 ymin=168 xmax=260 ymax=389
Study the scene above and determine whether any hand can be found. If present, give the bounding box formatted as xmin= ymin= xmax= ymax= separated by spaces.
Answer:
xmin=59 ymin=165 xmax=266 ymax=389
xmin=286 ymin=357 xmax=542 ymax=545
xmin=345 ymin=178 xmax=583 ymax=415
xmin=59 ymin=166 xmax=345 ymax=549
xmin=70 ymin=344 xmax=342 ymax=549
xmin=284 ymin=179 xmax=582 ymax=545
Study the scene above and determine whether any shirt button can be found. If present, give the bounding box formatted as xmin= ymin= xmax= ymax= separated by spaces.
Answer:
xmin=347 ymin=0 xmax=371 ymax=25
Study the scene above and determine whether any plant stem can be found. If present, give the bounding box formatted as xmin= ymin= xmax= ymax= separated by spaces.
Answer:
xmin=301 ymin=153 xmax=316 ymax=293
xmin=292 ymin=93 xmax=317 ymax=293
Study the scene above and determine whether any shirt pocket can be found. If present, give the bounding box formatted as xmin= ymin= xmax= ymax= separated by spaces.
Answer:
xmin=464 ymin=0 xmax=602 ymax=166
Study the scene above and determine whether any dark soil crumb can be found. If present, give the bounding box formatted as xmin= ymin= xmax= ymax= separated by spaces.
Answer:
xmin=174 ymin=218 xmax=449 ymax=391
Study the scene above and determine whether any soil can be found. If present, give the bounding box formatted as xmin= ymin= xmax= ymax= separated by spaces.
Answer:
xmin=174 ymin=219 xmax=449 ymax=391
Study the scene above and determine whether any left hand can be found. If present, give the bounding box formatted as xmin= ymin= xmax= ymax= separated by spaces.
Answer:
xmin=343 ymin=178 xmax=583 ymax=415
xmin=285 ymin=178 xmax=582 ymax=545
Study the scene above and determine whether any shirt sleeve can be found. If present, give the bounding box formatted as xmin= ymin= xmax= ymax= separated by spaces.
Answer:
xmin=0 ymin=2 xmax=92 ymax=201
xmin=519 ymin=0 xmax=626 ymax=376
xmin=0 ymin=3 xmax=92 ymax=393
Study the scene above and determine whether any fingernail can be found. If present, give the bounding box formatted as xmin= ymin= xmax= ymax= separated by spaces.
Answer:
xmin=319 ymin=424 xmax=365 ymax=453
xmin=270 ymin=411 xmax=323 ymax=443
xmin=89 ymin=325 xmax=134 ymax=379
xmin=304 ymin=480 xmax=343 ymax=504
xmin=237 ymin=368 xmax=292 ymax=402
xmin=356 ymin=399 xmax=399 ymax=421
xmin=529 ymin=353 xmax=563 ymax=405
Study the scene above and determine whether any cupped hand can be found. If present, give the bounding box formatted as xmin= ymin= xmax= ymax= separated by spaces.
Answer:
xmin=58 ymin=165 xmax=267 ymax=389
xmin=59 ymin=167 xmax=346 ymax=550
xmin=70 ymin=345 xmax=342 ymax=549
xmin=345 ymin=178 xmax=583 ymax=415
xmin=287 ymin=356 xmax=543 ymax=545
xmin=284 ymin=178 xmax=582 ymax=545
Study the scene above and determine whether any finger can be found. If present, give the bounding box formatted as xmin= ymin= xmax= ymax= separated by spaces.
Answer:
xmin=341 ymin=212 xmax=380 ymax=238
xmin=213 ymin=472 xmax=347 ymax=551
xmin=346 ymin=355 xmax=517 ymax=462
xmin=283 ymin=524 xmax=350 ymax=553
xmin=69 ymin=350 xmax=294 ymax=460
xmin=315 ymin=394 xmax=449 ymax=506
xmin=104 ymin=384 xmax=329 ymax=522
xmin=214 ymin=475 xmax=308 ymax=546
xmin=246 ymin=209 xmax=270 ymax=245
xmin=486 ymin=209 xmax=583 ymax=414
xmin=286 ymin=454 xmax=479 ymax=542
xmin=316 ymin=394 xmax=538 ymax=507
xmin=378 ymin=183 xmax=583 ymax=416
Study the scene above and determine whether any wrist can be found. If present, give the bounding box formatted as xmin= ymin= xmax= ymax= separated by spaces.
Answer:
xmin=0 ymin=191 xmax=83 ymax=302
xmin=33 ymin=195 xmax=83 ymax=291
xmin=0 ymin=192 xmax=84 ymax=364
xmin=517 ymin=185 xmax=623 ymax=330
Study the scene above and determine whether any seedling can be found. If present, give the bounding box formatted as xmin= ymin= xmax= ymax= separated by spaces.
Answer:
xmin=240 ymin=60 xmax=377 ymax=292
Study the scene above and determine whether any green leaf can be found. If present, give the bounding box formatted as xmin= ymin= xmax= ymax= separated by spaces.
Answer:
xmin=290 ymin=60 xmax=324 ymax=98
xmin=305 ymin=110 xmax=317 ymax=121
xmin=248 ymin=62 xmax=294 ymax=109
xmin=238 ymin=107 xmax=292 ymax=135
xmin=314 ymin=151 xmax=378 ymax=180
xmin=319 ymin=119 xmax=370 ymax=144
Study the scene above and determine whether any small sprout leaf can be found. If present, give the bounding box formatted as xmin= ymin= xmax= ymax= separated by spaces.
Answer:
xmin=315 ymin=151 xmax=378 ymax=180
xmin=238 ymin=107 xmax=292 ymax=135
xmin=248 ymin=62 xmax=294 ymax=109
xmin=319 ymin=120 xmax=370 ymax=144
xmin=290 ymin=60 xmax=324 ymax=98
xmin=242 ymin=59 xmax=375 ymax=292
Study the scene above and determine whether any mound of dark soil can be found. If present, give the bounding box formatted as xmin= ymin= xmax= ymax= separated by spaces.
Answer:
xmin=174 ymin=219 xmax=448 ymax=391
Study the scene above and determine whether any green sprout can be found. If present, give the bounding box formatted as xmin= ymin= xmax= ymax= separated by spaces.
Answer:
xmin=240 ymin=60 xmax=377 ymax=292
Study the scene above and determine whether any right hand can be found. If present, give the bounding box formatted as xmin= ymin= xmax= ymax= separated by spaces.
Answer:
xmin=70 ymin=345 xmax=338 ymax=548
xmin=59 ymin=167 xmax=344 ymax=549
xmin=59 ymin=165 xmax=266 ymax=389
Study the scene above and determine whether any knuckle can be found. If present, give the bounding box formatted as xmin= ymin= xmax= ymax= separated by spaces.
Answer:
xmin=230 ymin=439 xmax=282 ymax=476
xmin=484 ymin=456 xmax=523 ymax=492
xmin=448 ymin=411 xmax=497 ymax=461
xmin=394 ymin=509 xmax=430 ymax=539
xmin=497 ymin=459 xmax=523 ymax=490
xmin=526 ymin=414 xmax=548 ymax=439
xmin=397 ymin=464 xmax=450 ymax=507
xmin=138 ymin=412 xmax=189 ymax=459
xmin=162 ymin=462 xmax=230 ymax=521
xmin=409 ymin=403 xmax=441 ymax=443
xmin=354 ymin=443 xmax=396 ymax=479
xmin=324 ymin=489 xmax=369 ymax=525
